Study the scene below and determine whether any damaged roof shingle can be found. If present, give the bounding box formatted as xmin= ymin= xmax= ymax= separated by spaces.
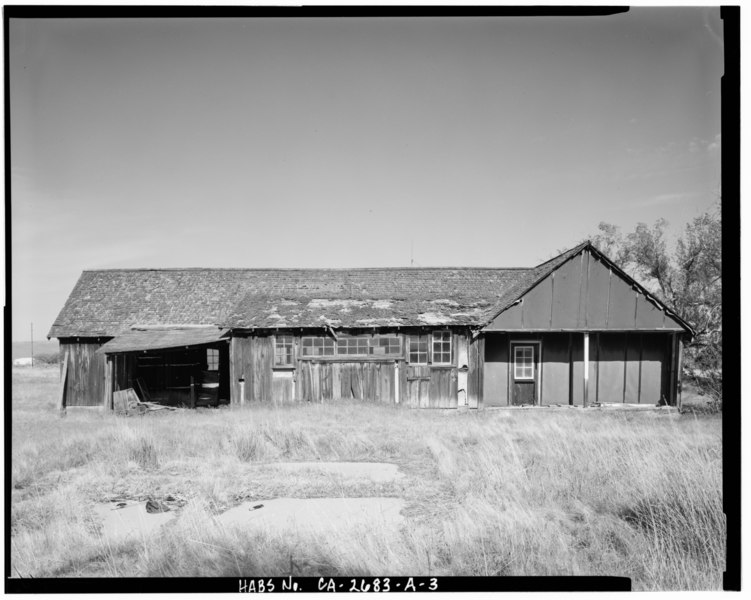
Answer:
xmin=48 ymin=243 xmax=590 ymax=337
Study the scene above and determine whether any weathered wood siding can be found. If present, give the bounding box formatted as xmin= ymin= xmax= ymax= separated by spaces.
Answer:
xmin=59 ymin=339 xmax=106 ymax=406
xmin=230 ymin=336 xmax=253 ymax=404
xmin=251 ymin=336 xmax=274 ymax=402
xmin=231 ymin=330 xmax=469 ymax=408
xmin=485 ymin=249 xmax=685 ymax=332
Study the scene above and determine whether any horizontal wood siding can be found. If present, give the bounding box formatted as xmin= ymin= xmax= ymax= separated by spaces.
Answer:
xmin=59 ymin=340 xmax=105 ymax=406
xmin=485 ymin=249 xmax=685 ymax=332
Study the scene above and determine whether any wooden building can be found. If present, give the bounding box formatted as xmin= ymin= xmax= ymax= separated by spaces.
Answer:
xmin=48 ymin=242 xmax=692 ymax=410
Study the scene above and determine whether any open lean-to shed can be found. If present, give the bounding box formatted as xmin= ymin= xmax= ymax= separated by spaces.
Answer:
xmin=48 ymin=242 xmax=692 ymax=410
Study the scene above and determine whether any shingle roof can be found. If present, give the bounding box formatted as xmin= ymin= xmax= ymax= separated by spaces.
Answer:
xmin=48 ymin=243 xmax=589 ymax=337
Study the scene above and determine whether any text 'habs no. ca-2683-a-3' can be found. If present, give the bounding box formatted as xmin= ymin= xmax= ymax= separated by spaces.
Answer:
xmin=48 ymin=242 xmax=693 ymax=411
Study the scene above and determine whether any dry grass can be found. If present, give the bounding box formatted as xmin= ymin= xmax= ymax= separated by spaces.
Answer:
xmin=10 ymin=366 xmax=724 ymax=588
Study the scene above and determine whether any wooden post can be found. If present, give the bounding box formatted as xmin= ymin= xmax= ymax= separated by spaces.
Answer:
xmin=239 ymin=378 xmax=246 ymax=406
xmin=394 ymin=363 xmax=400 ymax=404
xmin=58 ymin=350 xmax=69 ymax=415
xmin=583 ymin=332 xmax=590 ymax=407
xmin=103 ymin=357 xmax=113 ymax=410
xmin=190 ymin=376 xmax=196 ymax=409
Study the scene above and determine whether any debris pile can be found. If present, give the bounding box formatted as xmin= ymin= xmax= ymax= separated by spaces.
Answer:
xmin=113 ymin=388 xmax=178 ymax=416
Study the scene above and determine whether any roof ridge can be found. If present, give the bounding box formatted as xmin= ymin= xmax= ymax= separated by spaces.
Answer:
xmin=531 ymin=240 xmax=591 ymax=270
xmin=81 ymin=266 xmax=535 ymax=273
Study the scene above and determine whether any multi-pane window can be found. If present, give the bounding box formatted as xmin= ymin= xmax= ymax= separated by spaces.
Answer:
xmin=408 ymin=335 xmax=429 ymax=364
xmin=432 ymin=331 xmax=452 ymax=364
xmin=206 ymin=348 xmax=219 ymax=371
xmin=301 ymin=337 xmax=336 ymax=356
xmin=370 ymin=337 xmax=401 ymax=356
xmin=514 ymin=346 xmax=535 ymax=379
xmin=274 ymin=335 xmax=294 ymax=366
xmin=337 ymin=337 xmax=369 ymax=355
xmin=301 ymin=336 xmax=402 ymax=357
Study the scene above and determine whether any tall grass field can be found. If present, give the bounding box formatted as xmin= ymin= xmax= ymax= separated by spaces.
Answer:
xmin=10 ymin=366 xmax=724 ymax=589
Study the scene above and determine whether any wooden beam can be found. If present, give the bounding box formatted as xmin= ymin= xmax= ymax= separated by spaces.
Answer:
xmin=583 ymin=333 xmax=589 ymax=407
xmin=58 ymin=350 xmax=69 ymax=414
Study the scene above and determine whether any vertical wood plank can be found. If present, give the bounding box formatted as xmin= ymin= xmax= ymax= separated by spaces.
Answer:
xmin=58 ymin=350 xmax=69 ymax=413
xmin=103 ymin=357 xmax=113 ymax=410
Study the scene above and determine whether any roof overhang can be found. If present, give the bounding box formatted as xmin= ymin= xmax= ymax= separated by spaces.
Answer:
xmin=96 ymin=326 xmax=229 ymax=354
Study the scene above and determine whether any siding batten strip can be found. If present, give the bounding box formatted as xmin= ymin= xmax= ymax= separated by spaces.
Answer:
xmin=622 ymin=333 xmax=628 ymax=403
xmin=637 ymin=334 xmax=643 ymax=404
xmin=583 ymin=332 xmax=589 ymax=407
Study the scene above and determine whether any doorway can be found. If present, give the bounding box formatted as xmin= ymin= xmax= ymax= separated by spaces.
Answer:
xmin=511 ymin=342 xmax=539 ymax=405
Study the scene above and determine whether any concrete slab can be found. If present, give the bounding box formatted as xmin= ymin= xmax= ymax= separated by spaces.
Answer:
xmin=216 ymin=497 xmax=405 ymax=534
xmin=266 ymin=461 xmax=403 ymax=483
xmin=93 ymin=501 xmax=175 ymax=541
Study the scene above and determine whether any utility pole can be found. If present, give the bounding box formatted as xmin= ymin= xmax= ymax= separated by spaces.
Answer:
xmin=30 ymin=322 xmax=34 ymax=368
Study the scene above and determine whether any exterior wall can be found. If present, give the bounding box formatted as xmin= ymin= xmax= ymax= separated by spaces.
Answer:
xmin=482 ymin=331 xmax=676 ymax=406
xmin=230 ymin=329 xmax=473 ymax=408
xmin=485 ymin=249 xmax=686 ymax=332
xmin=59 ymin=339 xmax=107 ymax=407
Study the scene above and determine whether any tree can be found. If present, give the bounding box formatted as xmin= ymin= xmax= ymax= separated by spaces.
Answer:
xmin=590 ymin=204 xmax=722 ymax=405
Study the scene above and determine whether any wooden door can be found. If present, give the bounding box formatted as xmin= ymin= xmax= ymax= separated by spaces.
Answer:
xmin=405 ymin=365 xmax=431 ymax=407
xmin=511 ymin=344 xmax=538 ymax=405
xmin=429 ymin=368 xmax=458 ymax=408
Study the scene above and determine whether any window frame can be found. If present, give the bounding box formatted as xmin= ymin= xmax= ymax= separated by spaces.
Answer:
xmin=300 ymin=334 xmax=403 ymax=359
xmin=431 ymin=331 xmax=453 ymax=365
xmin=273 ymin=334 xmax=295 ymax=367
xmin=407 ymin=334 xmax=430 ymax=365
xmin=206 ymin=348 xmax=220 ymax=371
xmin=513 ymin=345 xmax=535 ymax=380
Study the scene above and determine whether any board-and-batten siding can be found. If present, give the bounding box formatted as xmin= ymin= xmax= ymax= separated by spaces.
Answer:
xmin=482 ymin=331 xmax=671 ymax=406
xmin=484 ymin=249 xmax=684 ymax=332
xmin=58 ymin=339 xmax=107 ymax=406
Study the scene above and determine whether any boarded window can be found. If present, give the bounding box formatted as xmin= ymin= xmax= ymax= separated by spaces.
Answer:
xmin=274 ymin=335 xmax=294 ymax=366
xmin=206 ymin=348 xmax=219 ymax=370
xmin=432 ymin=331 xmax=452 ymax=364
xmin=408 ymin=335 xmax=429 ymax=364
xmin=301 ymin=337 xmax=335 ymax=356
xmin=514 ymin=346 xmax=534 ymax=379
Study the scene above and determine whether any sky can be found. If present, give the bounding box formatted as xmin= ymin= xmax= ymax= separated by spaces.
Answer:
xmin=9 ymin=8 xmax=724 ymax=341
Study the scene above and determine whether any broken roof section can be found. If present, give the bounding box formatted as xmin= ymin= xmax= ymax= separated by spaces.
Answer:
xmin=222 ymin=295 xmax=500 ymax=329
xmin=49 ymin=266 xmax=531 ymax=337
xmin=96 ymin=326 xmax=230 ymax=354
